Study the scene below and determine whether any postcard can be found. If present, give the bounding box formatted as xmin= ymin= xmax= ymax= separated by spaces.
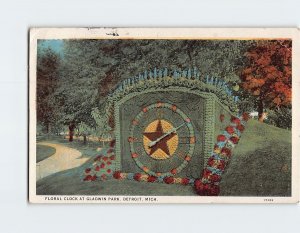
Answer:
xmin=29 ymin=28 xmax=299 ymax=203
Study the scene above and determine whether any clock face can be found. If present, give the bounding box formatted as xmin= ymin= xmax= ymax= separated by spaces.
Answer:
xmin=128 ymin=102 xmax=196 ymax=177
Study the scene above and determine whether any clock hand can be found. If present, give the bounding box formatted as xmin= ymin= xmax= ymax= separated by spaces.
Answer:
xmin=148 ymin=122 xmax=186 ymax=148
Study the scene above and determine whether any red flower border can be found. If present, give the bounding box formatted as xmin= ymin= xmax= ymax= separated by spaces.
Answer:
xmin=83 ymin=113 xmax=250 ymax=197
xmin=194 ymin=112 xmax=249 ymax=196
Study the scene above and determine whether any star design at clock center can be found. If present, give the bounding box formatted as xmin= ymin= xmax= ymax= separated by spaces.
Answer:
xmin=143 ymin=120 xmax=177 ymax=158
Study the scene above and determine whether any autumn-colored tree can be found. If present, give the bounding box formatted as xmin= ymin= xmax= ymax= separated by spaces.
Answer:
xmin=241 ymin=40 xmax=292 ymax=122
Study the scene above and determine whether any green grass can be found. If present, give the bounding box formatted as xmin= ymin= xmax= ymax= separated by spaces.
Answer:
xmin=220 ymin=119 xmax=291 ymax=196
xmin=36 ymin=145 xmax=56 ymax=163
xmin=36 ymin=120 xmax=291 ymax=196
xmin=37 ymin=162 xmax=195 ymax=196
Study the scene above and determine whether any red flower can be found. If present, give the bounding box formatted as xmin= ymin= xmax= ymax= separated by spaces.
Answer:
xmin=85 ymin=168 xmax=91 ymax=173
xmin=100 ymin=163 xmax=105 ymax=168
xmin=109 ymin=139 xmax=116 ymax=147
xmin=171 ymin=168 xmax=177 ymax=175
xmin=225 ymin=126 xmax=235 ymax=134
xmin=113 ymin=171 xmax=121 ymax=179
xmin=131 ymin=153 xmax=138 ymax=158
xmin=102 ymin=156 xmax=108 ymax=161
xmin=94 ymin=155 xmax=101 ymax=161
xmin=147 ymin=176 xmax=157 ymax=183
xmin=107 ymin=169 xmax=111 ymax=174
xmin=100 ymin=174 xmax=107 ymax=180
xmin=194 ymin=178 xmax=203 ymax=188
xmin=194 ymin=180 xmax=220 ymax=196
xmin=83 ymin=175 xmax=92 ymax=181
xmin=230 ymin=136 xmax=239 ymax=144
xmin=209 ymin=184 xmax=220 ymax=196
xmin=107 ymin=161 xmax=112 ymax=165
xmin=95 ymin=165 xmax=100 ymax=171
xmin=217 ymin=160 xmax=226 ymax=170
xmin=163 ymin=176 xmax=174 ymax=184
xmin=237 ymin=124 xmax=245 ymax=132
xmin=221 ymin=147 xmax=231 ymax=157
xmin=181 ymin=178 xmax=190 ymax=185
xmin=110 ymin=155 xmax=115 ymax=161
xmin=219 ymin=114 xmax=225 ymax=122
xmin=231 ymin=116 xmax=241 ymax=125
xmin=210 ymin=174 xmax=221 ymax=182
xmin=207 ymin=157 xmax=215 ymax=167
xmin=242 ymin=112 xmax=250 ymax=122
xmin=194 ymin=179 xmax=205 ymax=194
xmin=217 ymin=134 xmax=226 ymax=142
xmin=134 ymin=173 xmax=142 ymax=181
xmin=202 ymin=168 xmax=212 ymax=179
xmin=107 ymin=148 xmax=114 ymax=154
xmin=91 ymin=175 xmax=97 ymax=181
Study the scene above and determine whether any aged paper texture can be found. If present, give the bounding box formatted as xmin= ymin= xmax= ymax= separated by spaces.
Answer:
xmin=29 ymin=28 xmax=299 ymax=203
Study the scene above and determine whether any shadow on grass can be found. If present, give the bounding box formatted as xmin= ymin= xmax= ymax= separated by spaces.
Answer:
xmin=36 ymin=145 xmax=56 ymax=163
xmin=36 ymin=156 xmax=196 ymax=196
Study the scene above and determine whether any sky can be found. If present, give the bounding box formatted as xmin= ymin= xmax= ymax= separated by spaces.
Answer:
xmin=37 ymin=40 xmax=64 ymax=55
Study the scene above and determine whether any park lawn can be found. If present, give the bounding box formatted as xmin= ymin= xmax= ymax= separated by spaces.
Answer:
xmin=36 ymin=119 xmax=291 ymax=196
xmin=36 ymin=145 xmax=56 ymax=163
xmin=220 ymin=119 xmax=291 ymax=196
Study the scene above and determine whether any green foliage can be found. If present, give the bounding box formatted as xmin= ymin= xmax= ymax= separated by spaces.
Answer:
xmin=91 ymin=108 xmax=112 ymax=139
xmin=237 ymin=89 xmax=258 ymax=113
xmin=37 ymin=47 xmax=61 ymax=133
xmin=265 ymin=107 xmax=292 ymax=129
xmin=38 ymin=39 xmax=255 ymax=132
xmin=77 ymin=122 xmax=94 ymax=136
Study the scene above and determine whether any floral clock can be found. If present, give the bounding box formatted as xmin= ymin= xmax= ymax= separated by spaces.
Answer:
xmin=128 ymin=102 xmax=196 ymax=177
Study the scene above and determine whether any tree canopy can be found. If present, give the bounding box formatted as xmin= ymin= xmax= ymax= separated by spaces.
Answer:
xmin=36 ymin=39 xmax=292 ymax=134
xmin=241 ymin=40 xmax=292 ymax=121
xmin=36 ymin=46 xmax=60 ymax=133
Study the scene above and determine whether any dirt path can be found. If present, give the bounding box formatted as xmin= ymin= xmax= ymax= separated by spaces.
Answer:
xmin=36 ymin=142 xmax=89 ymax=181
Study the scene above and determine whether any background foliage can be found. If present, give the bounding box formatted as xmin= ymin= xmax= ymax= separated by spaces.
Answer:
xmin=36 ymin=39 xmax=292 ymax=139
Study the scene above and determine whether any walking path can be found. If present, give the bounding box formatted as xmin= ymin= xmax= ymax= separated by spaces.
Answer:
xmin=36 ymin=142 xmax=89 ymax=181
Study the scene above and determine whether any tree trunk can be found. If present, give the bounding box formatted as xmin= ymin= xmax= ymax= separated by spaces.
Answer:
xmin=69 ymin=129 xmax=74 ymax=142
xmin=83 ymin=135 xmax=87 ymax=144
xmin=68 ymin=122 xmax=75 ymax=142
xmin=258 ymin=99 xmax=264 ymax=122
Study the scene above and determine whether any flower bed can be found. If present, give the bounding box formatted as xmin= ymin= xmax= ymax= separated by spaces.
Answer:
xmin=194 ymin=112 xmax=250 ymax=196
xmin=83 ymin=145 xmax=116 ymax=181
xmin=112 ymin=171 xmax=195 ymax=185
xmin=83 ymin=113 xmax=249 ymax=196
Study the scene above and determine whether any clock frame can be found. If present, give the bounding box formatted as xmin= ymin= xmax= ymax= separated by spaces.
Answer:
xmin=128 ymin=102 xmax=195 ymax=177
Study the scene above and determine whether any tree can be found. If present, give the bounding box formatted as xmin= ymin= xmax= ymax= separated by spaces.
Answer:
xmin=91 ymin=108 xmax=112 ymax=146
xmin=36 ymin=47 xmax=60 ymax=133
xmin=241 ymin=40 xmax=292 ymax=122
xmin=50 ymin=40 xmax=102 ymax=138
xmin=50 ymin=39 xmax=253 ymax=135
xmin=77 ymin=122 xmax=94 ymax=144
xmin=265 ymin=107 xmax=292 ymax=129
